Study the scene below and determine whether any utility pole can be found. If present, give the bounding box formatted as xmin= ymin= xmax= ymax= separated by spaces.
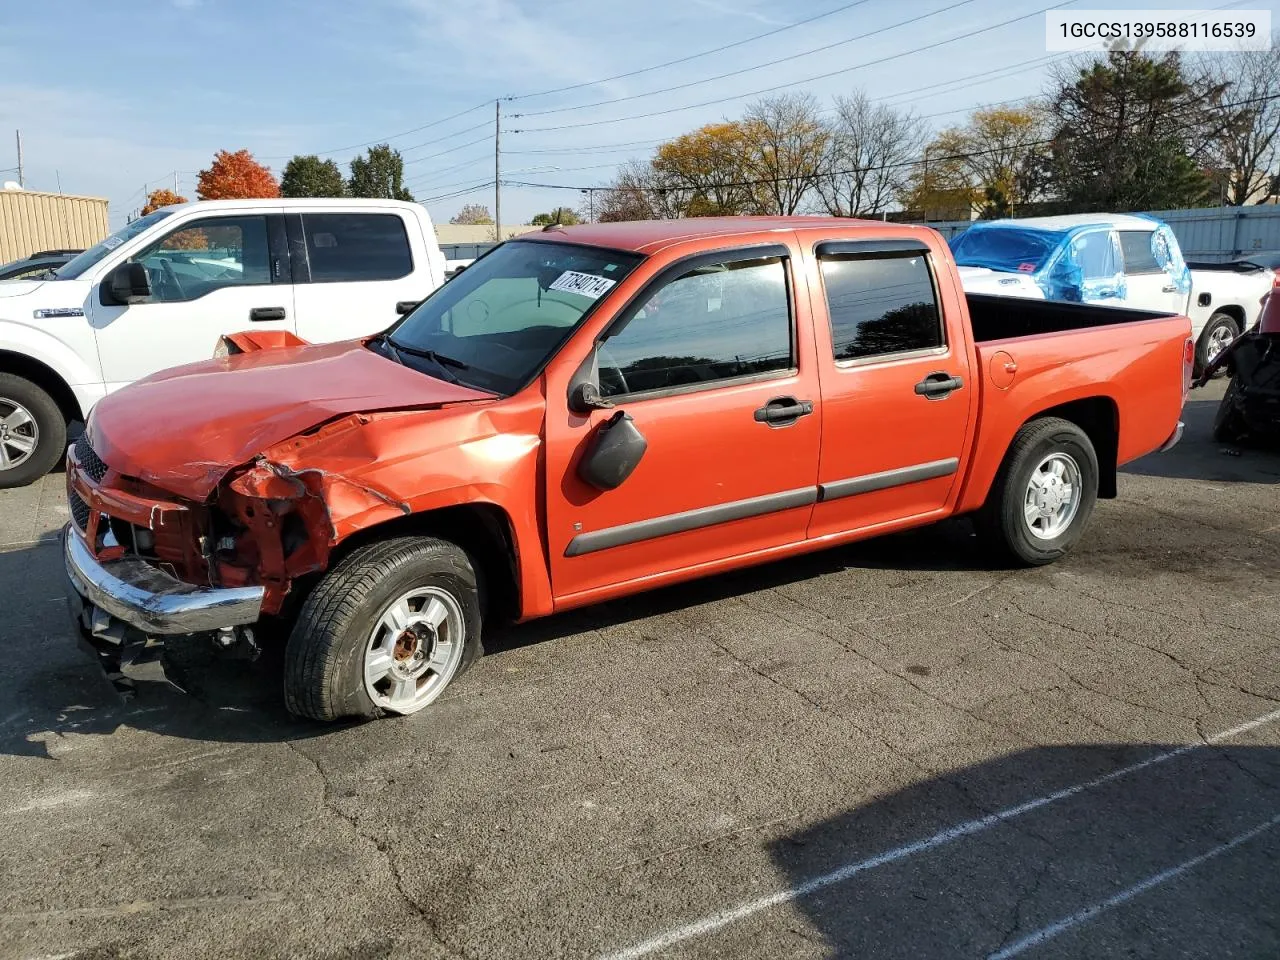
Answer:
xmin=494 ymin=99 xmax=502 ymax=243
xmin=15 ymin=130 xmax=23 ymax=187
xmin=581 ymin=188 xmax=595 ymax=223
xmin=174 ymin=170 xmax=179 ymax=194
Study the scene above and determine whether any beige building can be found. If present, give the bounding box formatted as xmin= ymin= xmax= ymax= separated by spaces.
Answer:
xmin=0 ymin=188 xmax=109 ymax=262
xmin=434 ymin=223 xmax=540 ymax=245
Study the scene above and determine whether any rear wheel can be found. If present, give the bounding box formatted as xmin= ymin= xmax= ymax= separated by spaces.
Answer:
xmin=283 ymin=536 xmax=483 ymax=722
xmin=1196 ymin=312 xmax=1240 ymax=377
xmin=0 ymin=373 xmax=66 ymax=489
xmin=976 ymin=417 xmax=1099 ymax=566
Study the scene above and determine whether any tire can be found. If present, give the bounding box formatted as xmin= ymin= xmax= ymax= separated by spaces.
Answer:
xmin=0 ymin=373 xmax=66 ymax=489
xmin=1212 ymin=377 xmax=1248 ymax=444
xmin=976 ymin=417 xmax=1099 ymax=567
xmin=283 ymin=536 xmax=483 ymax=722
xmin=1195 ymin=312 xmax=1240 ymax=378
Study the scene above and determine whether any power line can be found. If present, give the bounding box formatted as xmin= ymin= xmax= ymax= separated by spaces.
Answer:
xmin=513 ymin=0 xmax=976 ymax=119
xmin=510 ymin=0 xmax=874 ymax=102
xmin=421 ymin=180 xmax=495 ymax=203
xmin=502 ymin=89 xmax=1280 ymax=196
xmin=401 ymin=132 xmax=494 ymax=167
xmin=512 ymin=0 xmax=1076 ymax=134
xmin=259 ymin=100 xmax=492 ymax=160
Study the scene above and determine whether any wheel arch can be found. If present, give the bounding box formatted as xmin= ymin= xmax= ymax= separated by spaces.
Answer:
xmin=312 ymin=501 xmax=523 ymax=626
xmin=0 ymin=349 xmax=83 ymax=426
xmin=1028 ymin=396 xmax=1119 ymax=499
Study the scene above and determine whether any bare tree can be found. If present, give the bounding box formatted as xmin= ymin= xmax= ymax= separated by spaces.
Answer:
xmin=1206 ymin=42 xmax=1280 ymax=204
xmin=815 ymin=92 xmax=925 ymax=217
xmin=743 ymin=93 xmax=831 ymax=215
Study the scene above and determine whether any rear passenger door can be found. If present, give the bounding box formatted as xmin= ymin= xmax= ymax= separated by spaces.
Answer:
xmin=290 ymin=211 xmax=425 ymax=343
xmin=807 ymin=239 xmax=974 ymax=540
xmin=1119 ymin=230 xmax=1185 ymax=314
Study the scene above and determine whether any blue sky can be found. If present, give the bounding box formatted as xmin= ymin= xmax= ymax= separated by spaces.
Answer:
xmin=1 ymin=0 xmax=1275 ymax=229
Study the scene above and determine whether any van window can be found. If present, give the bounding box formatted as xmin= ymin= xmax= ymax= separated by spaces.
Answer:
xmin=819 ymin=254 xmax=943 ymax=361
xmin=301 ymin=213 xmax=413 ymax=282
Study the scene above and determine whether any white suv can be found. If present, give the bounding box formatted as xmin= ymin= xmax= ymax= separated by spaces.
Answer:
xmin=0 ymin=198 xmax=448 ymax=486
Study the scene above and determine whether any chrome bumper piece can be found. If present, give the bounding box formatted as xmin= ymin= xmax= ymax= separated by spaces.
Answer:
xmin=1158 ymin=420 xmax=1185 ymax=453
xmin=63 ymin=525 xmax=264 ymax=635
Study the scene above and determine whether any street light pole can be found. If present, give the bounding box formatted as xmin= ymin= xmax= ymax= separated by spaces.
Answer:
xmin=494 ymin=99 xmax=501 ymax=242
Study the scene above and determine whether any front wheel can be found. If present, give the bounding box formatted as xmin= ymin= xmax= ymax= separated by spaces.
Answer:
xmin=283 ymin=536 xmax=483 ymax=722
xmin=0 ymin=373 xmax=66 ymax=489
xmin=976 ymin=417 xmax=1099 ymax=566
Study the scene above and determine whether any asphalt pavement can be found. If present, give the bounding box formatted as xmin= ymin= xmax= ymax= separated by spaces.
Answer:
xmin=2 ymin=379 xmax=1279 ymax=960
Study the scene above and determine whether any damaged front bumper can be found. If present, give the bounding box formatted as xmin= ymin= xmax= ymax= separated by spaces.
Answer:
xmin=63 ymin=525 xmax=265 ymax=687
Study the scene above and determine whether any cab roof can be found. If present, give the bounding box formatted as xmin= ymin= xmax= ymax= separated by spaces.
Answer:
xmin=520 ymin=216 xmax=936 ymax=255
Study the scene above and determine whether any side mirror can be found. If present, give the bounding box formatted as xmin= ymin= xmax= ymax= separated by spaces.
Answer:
xmin=395 ymin=300 xmax=420 ymax=315
xmin=101 ymin=262 xmax=151 ymax=305
xmin=569 ymin=379 xmax=614 ymax=414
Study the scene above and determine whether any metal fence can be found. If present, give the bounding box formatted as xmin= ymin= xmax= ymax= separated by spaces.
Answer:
xmin=915 ymin=205 xmax=1280 ymax=263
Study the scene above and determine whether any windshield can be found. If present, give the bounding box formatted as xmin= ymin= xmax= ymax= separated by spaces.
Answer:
xmin=950 ymin=225 xmax=1067 ymax=275
xmin=384 ymin=239 xmax=643 ymax=394
xmin=55 ymin=210 xmax=174 ymax=279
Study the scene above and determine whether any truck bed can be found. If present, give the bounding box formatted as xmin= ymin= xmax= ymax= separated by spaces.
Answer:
xmin=966 ymin=293 xmax=1175 ymax=343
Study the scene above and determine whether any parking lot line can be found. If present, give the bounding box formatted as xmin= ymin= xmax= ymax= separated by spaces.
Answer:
xmin=601 ymin=707 xmax=1280 ymax=960
xmin=987 ymin=812 xmax=1280 ymax=960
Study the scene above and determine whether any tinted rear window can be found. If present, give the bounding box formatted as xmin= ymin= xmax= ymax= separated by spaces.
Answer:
xmin=819 ymin=254 xmax=944 ymax=361
xmin=302 ymin=213 xmax=413 ymax=282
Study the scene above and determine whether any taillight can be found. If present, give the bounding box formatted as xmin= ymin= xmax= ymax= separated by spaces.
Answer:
xmin=1272 ymin=269 xmax=1280 ymax=289
xmin=1183 ymin=337 xmax=1194 ymax=400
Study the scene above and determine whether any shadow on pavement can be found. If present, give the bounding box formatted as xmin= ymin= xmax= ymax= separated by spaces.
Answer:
xmin=767 ymin=742 xmax=1280 ymax=959
xmin=1123 ymin=393 xmax=1280 ymax=484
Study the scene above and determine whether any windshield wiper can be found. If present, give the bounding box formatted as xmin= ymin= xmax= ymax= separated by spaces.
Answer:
xmin=372 ymin=334 xmax=469 ymax=384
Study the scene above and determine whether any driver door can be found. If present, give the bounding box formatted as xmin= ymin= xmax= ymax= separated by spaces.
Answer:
xmin=88 ymin=211 xmax=294 ymax=391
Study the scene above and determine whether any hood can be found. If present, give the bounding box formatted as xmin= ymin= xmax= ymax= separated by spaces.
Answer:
xmin=87 ymin=339 xmax=493 ymax=500
xmin=0 ymin=279 xmax=46 ymax=298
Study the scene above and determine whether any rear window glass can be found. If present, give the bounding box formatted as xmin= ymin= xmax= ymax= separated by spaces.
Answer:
xmin=302 ymin=213 xmax=413 ymax=282
xmin=819 ymin=254 xmax=944 ymax=361
xmin=1119 ymin=231 xmax=1161 ymax=274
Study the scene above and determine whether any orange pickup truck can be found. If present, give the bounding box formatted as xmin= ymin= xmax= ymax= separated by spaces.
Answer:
xmin=63 ymin=217 xmax=1191 ymax=721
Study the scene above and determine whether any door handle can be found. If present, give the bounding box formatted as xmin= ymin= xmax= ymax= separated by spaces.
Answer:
xmin=249 ymin=306 xmax=287 ymax=322
xmin=914 ymin=372 xmax=964 ymax=399
xmin=754 ymin=396 xmax=814 ymax=426
xmin=1162 ymin=284 xmax=1178 ymax=293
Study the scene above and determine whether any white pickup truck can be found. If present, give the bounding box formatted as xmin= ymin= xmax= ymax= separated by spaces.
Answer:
xmin=0 ymin=198 xmax=448 ymax=487
xmin=950 ymin=213 xmax=1271 ymax=375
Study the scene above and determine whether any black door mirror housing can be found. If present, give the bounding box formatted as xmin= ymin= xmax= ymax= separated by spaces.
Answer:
xmin=569 ymin=379 xmax=614 ymax=414
xmin=101 ymin=262 xmax=152 ymax=305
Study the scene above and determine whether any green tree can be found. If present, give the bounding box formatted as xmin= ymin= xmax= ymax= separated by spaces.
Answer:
xmin=1046 ymin=51 xmax=1226 ymax=211
xmin=348 ymin=144 xmax=414 ymax=200
xmin=281 ymin=155 xmax=346 ymax=198
xmin=450 ymin=203 xmax=494 ymax=225
xmin=530 ymin=207 xmax=582 ymax=226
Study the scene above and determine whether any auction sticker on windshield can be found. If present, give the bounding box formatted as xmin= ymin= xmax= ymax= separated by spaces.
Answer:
xmin=549 ymin=271 xmax=616 ymax=299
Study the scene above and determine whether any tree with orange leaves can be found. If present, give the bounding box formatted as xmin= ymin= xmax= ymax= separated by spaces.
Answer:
xmin=196 ymin=149 xmax=280 ymax=200
xmin=140 ymin=188 xmax=188 ymax=216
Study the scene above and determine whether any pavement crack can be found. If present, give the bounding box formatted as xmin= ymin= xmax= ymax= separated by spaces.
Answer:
xmin=282 ymin=739 xmax=461 ymax=958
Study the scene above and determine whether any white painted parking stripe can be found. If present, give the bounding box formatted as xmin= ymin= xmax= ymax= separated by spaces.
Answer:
xmin=602 ymin=707 xmax=1280 ymax=960
xmin=987 ymin=812 xmax=1280 ymax=960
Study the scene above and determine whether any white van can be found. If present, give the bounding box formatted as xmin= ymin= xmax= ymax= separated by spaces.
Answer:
xmin=0 ymin=198 xmax=448 ymax=486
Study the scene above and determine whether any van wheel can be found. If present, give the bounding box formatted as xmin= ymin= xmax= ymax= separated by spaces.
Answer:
xmin=976 ymin=417 xmax=1099 ymax=567
xmin=1196 ymin=312 xmax=1240 ymax=377
xmin=0 ymin=373 xmax=66 ymax=489
xmin=283 ymin=537 xmax=483 ymax=722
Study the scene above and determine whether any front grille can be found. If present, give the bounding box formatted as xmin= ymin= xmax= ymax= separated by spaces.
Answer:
xmin=74 ymin=435 xmax=108 ymax=484
xmin=69 ymin=489 xmax=91 ymax=530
